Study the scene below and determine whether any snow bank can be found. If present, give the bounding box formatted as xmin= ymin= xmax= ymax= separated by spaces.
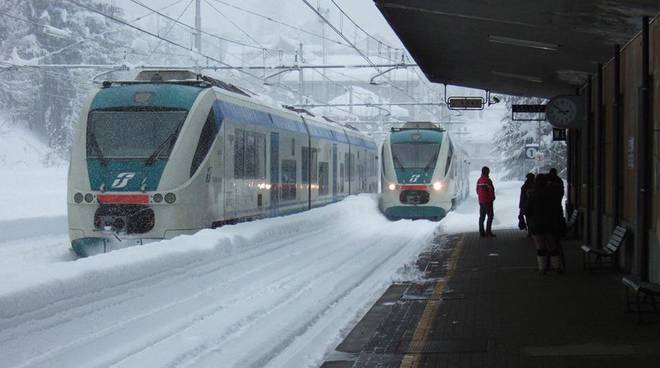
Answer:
xmin=0 ymin=195 xmax=436 ymax=322
xmin=0 ymin=123 xmax=67 ymax=222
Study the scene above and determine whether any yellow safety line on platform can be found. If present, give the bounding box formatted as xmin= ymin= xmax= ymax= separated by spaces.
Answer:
xmin=399 ymin=234 xmax=465 ymax=368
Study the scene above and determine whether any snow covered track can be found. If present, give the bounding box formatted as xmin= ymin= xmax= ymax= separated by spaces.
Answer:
xmin=0 ymin=195 xmax=438 ymax=368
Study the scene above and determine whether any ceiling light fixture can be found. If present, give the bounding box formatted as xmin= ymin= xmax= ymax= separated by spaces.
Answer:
xmin=491 ymin=71 xmax=543 ymax=83
xmin=489 ymin=35 xmax=559 ymax=51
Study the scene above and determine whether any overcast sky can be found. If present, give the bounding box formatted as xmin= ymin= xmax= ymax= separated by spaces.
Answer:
xmin=114 ymin=0 xmax=402 ymax=47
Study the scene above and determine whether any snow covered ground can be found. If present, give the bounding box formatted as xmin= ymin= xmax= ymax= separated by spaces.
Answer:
xmin=0 ymin=124 xmax=72 ymax=268
xmin=0 ymin=195 xmax=441 ymax=368
xmin=0 ymin=141 xmax=526 ymax=368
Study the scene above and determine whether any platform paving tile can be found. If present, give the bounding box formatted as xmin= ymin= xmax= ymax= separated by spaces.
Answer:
xmin=321 ymin=228 xmax=660 ymax=368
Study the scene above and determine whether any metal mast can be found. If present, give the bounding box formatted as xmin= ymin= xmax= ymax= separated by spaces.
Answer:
xmin=194 ymin=0 xmax=202 ymax=53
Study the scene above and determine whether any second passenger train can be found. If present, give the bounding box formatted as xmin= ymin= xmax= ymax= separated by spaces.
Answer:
xmin=379 ymin=122 xmax=470 ymax=221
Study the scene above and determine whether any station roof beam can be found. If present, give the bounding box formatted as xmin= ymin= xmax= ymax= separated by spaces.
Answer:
xmin=375 ymin=0 xmax=660 ymax=97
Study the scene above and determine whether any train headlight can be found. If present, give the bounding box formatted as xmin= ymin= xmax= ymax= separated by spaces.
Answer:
xmin=388 ymin=183 xmax=396 ymax=191
xmin=74 ymin=192 xmax=83 ymax=203
xmin=432 ymin=182 xmax=443 ymax=191
xmin=84 ymin=193 xmax=94 ymax=203
xmin=152 ymin=193 xmax=163 ymax=203
xmin=165 ymin=193 xmax=176 ymax=204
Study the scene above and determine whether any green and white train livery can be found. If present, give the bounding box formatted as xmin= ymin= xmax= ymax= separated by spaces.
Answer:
xmin=68 ymin=70 xmax=378 ymax=256
xmin=379 ymin=122 xmax=470 ymax=221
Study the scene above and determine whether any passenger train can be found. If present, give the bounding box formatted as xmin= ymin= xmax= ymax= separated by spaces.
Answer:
xmin=379 ymin=122 xmax=470 ymax=220
xmin=68 ymin=70 xmax=378 ymax=256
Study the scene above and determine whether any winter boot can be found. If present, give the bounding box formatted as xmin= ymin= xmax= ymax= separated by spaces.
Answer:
xmin=536 ymin=250 xmax=547 ymax=274
xmin=549 ymin=251 xmax=563 ymax=273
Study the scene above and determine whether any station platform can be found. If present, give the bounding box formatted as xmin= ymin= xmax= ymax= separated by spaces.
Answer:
xmin=321 ymin=229 xmax=660 ymax=368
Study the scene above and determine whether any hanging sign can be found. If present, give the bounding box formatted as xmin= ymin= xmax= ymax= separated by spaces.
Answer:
xmin=447 ymin=97 xmax=484 ymax=110
xmin=524 ymin=144 xmax=539 ymax=159
xmin=552 ymin=128 xmax=567 ymax=141
xmin=512 ymin=104 xmax=546 ymax=121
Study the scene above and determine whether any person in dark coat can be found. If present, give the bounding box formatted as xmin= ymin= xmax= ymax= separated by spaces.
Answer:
xmin=547 ymin=168 xmax=566 ymax=268
xmin=476 ymin=166 xmax=496 ymax=237
xmin=519 ymin=173 xmax=534 ymax=236
xmin=526 ymin=174 xmax=564 ymax=273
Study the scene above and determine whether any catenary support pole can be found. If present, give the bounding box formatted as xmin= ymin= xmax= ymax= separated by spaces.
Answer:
xmin=596 ymin=63 xmax=604 ymax=247
xmin=636 ymin=16 xmax=650 ymax=280
xmin=584 ymin=77 xmax=593 ymax=247
xmin=613 ymin=44 xmax=622 ymax=224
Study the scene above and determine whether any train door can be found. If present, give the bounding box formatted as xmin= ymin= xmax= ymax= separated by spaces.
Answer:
xmin=332 ymin=143 xmax=338 ymax=200
xmin=270 ymin=132 xmax=280 ymax=215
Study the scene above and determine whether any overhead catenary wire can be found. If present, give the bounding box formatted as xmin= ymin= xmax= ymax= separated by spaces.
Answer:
xmin=203 ymin=0 xmax=271 ymax=53
xmin=146 ymin=0 xmax=195 ymax=58
xmin=125 ymin=0 xmax=291 ymax=53
xmin=63 ymin=0 xmax=366 ymax=120
xmin=300 ymin=0 xmax=438 ymax=117
xmin=208 ymin=0 xmax=349 ymax=48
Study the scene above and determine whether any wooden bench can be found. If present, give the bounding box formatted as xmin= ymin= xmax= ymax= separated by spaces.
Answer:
xmin=580 ymin=225 xmax=627 ymax=271
xmin=622 ymin=276 xmax=660 ymax=323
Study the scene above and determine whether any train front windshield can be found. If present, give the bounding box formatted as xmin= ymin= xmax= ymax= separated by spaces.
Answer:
xmin=391 ymin=142 xmax=441 ymax=170
xmin=87 ymin=109 xmax=188 ymax=159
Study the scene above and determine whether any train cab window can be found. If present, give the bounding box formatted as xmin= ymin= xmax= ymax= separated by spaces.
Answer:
xmin=87 ymin=108 xmax=187 ymax=160
xmin=190 ymin=110 xmax=218 ymax=177
xmin=281 ymin=159 xmax=297 ymax=200
xmin=391 ymin=142 xmax=441 ymax=171
xmin=291 ymin=138 xmax=295 ymax=156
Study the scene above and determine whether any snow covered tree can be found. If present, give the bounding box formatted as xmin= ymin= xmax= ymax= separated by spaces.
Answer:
xmin=493 ymin=96 xmax=567 ymax=180
xmin=0 ymin=0 xmax=134 ymax=155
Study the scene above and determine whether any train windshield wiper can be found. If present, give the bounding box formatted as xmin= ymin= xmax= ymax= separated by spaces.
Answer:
xmin=422 ymin=155 xmax=437 ymax=171
xmin=145 ymin=129 xmax=179 ymax=166
xmin=393 ymin=155 xmax=406 ymax=172
xmin=88 ymin=133 xmax=108 ymax=166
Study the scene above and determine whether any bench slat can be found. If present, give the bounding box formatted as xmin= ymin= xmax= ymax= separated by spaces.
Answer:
xmin=622 ymin=276 xmax=641 ymax=291
xmin=606 ymin=243 xmax=619 ymax=252
xmin=608 ymin=239 xmax=622 ymax=247
xmin=614 ymin=227 xmax=627 ymax=236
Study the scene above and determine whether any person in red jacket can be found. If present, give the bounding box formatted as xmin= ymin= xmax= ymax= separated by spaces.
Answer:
xmin=476 ymin=166 xmax=496 ymax=237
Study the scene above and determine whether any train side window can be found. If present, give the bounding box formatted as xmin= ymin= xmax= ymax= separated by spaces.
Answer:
xmin=311 ymin=148 xmax=318 ymax=182
xmin=281 ymin=159 xmax=297 ymax=200
xmin=245 ymin=132 xmax=257 ymax=178
xmin=319 ymin=162 xmax=329 ymax=195
xmin=234 ymin=129 xmax=245 ymax=178
xmin=301 ymin=147 xmax=318 ymax=184
xmin=190 ymin=110 xmax=218 ymax=177
xmin=445 ymin=140 xmax=454 ymax=176
xmin=244 ymin=131 xmax=266 ymax=179
xmin=291 ymin=138 xmax=295 ymax=156
xmin=339 ymin=163 xmax=345 ymax=192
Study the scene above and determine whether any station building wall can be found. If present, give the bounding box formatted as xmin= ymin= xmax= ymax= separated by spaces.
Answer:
xmin=574 ymin=16 xmax=659 ymax=281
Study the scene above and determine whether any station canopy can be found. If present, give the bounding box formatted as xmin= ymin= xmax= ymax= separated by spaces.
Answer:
xmin=375 ymin=0 xmax=660 ymax=97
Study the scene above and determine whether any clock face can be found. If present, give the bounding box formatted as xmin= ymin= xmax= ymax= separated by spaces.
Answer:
xmin=546 ymin=97 xmax=578 ymax=127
